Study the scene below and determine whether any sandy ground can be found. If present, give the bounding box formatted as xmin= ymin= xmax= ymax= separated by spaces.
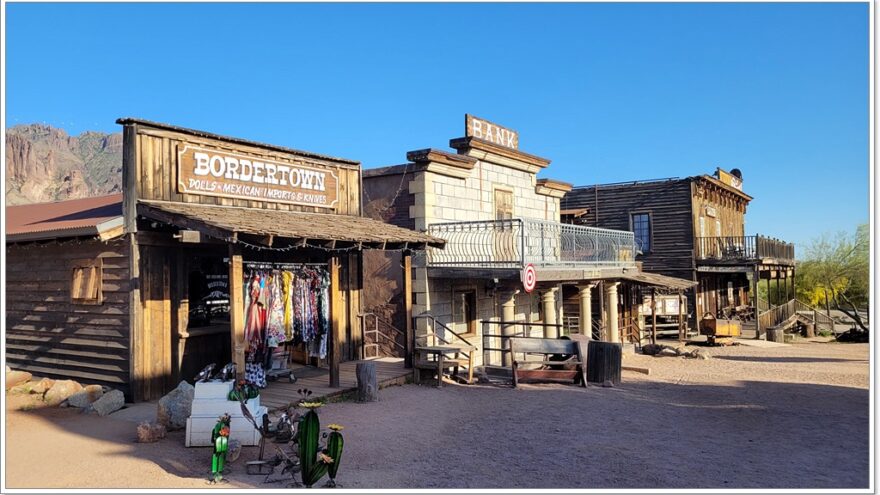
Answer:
xmin=4 ymin=338 xmax=870 ymax=489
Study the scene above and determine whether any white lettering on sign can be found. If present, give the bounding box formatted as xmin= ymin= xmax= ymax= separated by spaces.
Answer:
xmin=466 ymin=114 xmax=519 ymax=149
xmin=179 ymin=145 xmax=339 ymax=208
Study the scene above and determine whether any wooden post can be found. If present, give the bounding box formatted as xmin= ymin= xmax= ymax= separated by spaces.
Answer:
xmin=678 ymin=290 xmax=685 ymax=342
xmin=228 ymin=244 xmax=246 ymax=381
xmin=403 ymin=253 xmax=413 ymax=369
xmin=329 ymin=256 xmax=343 ymax=388
xmin=356 ymin=361 xmax=379 ymax=402
xmin=651 ymin=289 xmax=658 ymax=345
xmin=753 ymin=266 xmax=761 ymax=340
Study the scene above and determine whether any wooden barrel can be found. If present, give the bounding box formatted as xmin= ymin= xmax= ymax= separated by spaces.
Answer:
xmin=587 ymin=341 xmax=622 ymax=385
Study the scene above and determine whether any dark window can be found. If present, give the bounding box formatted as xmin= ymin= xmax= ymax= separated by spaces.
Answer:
xmin=632 ymin=213 xmax=651 ymax=253
xmin=452 ymin=289 xmax=477 ymax=335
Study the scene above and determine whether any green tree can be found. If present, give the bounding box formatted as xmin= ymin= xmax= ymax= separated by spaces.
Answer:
xmin=795 ymin=223 xmax=869 ymax=330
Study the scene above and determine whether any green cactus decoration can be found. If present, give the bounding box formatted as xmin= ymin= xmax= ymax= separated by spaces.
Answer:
xmin=297 ymin=407 xmax=329 ymax=487
xmin=324 ymin=428 xmax=344 ymax=487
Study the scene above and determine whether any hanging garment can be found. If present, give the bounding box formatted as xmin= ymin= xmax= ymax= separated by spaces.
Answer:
xmin=244 ymin=273 xmax=267 ymax=349
xmin=282 ymin=270 xmax=294 ymax=341
xmin=245 ymin=362 xmax=267 ymax=388
xmin=266 ymin=271 xmax=287 ymax=345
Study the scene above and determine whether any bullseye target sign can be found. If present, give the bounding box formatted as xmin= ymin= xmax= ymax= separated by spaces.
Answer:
xmin=521 ymin=263 xmax=537 ymax=293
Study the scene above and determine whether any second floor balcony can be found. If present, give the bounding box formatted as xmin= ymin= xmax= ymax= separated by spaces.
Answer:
xmin=426 ymin=218 xmax=637 ymax=270
xmin=695 ymin=235 xmax=795 ymax=266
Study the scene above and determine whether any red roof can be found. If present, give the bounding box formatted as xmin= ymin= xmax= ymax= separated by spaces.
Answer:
xmin=6 ymin=194 xmax=123 ymax=242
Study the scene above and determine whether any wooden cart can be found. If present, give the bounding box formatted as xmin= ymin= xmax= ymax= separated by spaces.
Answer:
xmin=699 ymin=313 xmax=741 ymax=345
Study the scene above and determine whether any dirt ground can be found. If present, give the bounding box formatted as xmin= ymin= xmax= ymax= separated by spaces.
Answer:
xmin=4 ymin=338 xmax=870 ymax=489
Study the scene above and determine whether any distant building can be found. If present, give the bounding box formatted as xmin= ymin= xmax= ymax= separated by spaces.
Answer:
xmin=362 ymin=115 xmax=693 ymax=377
xmin=561 ymin=169 xmax=796 ymax=336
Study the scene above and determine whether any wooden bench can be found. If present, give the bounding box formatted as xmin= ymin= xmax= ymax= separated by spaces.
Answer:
xmin=510 ymin=337 xmax=587 ymax=388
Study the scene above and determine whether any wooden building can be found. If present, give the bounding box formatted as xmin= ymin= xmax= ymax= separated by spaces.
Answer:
xmin=362 ymin=115 xmax=694 ymax=376
xmin=6 ymin=119 xmax=441 ymax=401
xmin=560 ymin=168 xmax=796 ymax=336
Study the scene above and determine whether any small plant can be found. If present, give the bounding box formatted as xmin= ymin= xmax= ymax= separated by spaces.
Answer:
xmin=293 ymin=389 xmax=346 ymax=488
xmin=818 ymin=330 xmax=834 ymax=337
xmin=228 ymin=379 xmax=260 ymax=402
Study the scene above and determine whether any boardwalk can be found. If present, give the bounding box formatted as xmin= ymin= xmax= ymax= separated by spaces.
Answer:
xmin=259 ymin=357 xmax=410 ymax=411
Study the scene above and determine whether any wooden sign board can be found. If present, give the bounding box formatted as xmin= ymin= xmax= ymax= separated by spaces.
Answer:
xmin=716 ymin=168 xmax=743 ymax=191
xmin=177 ymin=145 xmax=339 ymax=209
xmin=466 ymin=114 xmax=519 ymax=149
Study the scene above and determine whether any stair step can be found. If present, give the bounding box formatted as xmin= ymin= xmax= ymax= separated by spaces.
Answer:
xmin=415 ymin=359 xmax=470 ymax=369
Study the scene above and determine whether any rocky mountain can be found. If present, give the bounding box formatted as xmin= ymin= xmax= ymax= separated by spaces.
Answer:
xmin=5 ymin=124 xmax=123 ymax=205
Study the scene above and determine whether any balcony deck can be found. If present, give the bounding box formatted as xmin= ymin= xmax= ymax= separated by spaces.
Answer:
xmin=695 ymin=235 xmax=795 ymax=268
xmin=425 ymin=219 xmax=637 ymax=279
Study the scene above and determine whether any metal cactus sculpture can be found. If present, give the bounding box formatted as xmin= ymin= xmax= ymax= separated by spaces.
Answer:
xmin=297 ymin=402 xmax=330 ymax=488
xmin=325 ymin=424 xmax=345 ymax=487
xmin=209 ymin=413 xmax=232 ymax=483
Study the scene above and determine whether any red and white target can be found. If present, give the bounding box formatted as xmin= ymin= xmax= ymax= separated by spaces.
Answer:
xmin=522 ymin=263 xmax=537 ymax=293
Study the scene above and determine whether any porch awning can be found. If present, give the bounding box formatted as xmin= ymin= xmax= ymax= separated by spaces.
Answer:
xmin=619 ymin=271 xmax=697 ymax=290
xmin=137 ymin=200 xmax=445 ymax=250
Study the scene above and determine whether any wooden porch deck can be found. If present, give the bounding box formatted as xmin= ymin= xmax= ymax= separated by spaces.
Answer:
xmin=259 ymin=357 xmax=411 ymax=412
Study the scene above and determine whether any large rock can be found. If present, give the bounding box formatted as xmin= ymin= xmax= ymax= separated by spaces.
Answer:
xmin=90 ymin=390 xmax=125 ymax=416
xmin=6 ymin=371 xmax=32 ymax=390
xmin=136 ymin=421 xmax=167 ymax=443
xmin=30 ymin=378 xmax=56 ymax=395
xmin=67 ymin=385 xmax=104 ymax=408
xmin=157 ymin=381 xmax=194 ymax=431
xmin=44 ymin=380 xmax=83 ymax=406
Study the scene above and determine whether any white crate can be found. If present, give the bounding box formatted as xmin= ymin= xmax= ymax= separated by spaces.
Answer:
xmin=191 ymin=396 xmax=262 ymax=417
xmin=185 ymin=407 xmax=266 ymax=447
xmin=193 ymin=380 xmax=234 ymax=400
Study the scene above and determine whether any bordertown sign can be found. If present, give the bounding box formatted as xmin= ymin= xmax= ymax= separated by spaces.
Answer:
xmin=466 ymin=114 xmax=519 ymax=150
xmin=177 ymin=145 xmax=339 ymax=209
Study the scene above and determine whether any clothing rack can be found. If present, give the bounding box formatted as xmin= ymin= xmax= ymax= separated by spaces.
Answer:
xmin=223 ymin=258 xmax=327 ymax=269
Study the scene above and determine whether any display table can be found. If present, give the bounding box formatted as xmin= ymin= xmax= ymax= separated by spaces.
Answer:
xmin=185 ymin=380 xmax=266 ymax=447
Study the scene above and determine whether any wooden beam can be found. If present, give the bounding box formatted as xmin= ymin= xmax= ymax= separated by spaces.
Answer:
xmin=403 ymin=253 xmax=413 ymax=369
xmin=137 ymin=203 xmax=234 ymax=242
xmin=651 ymin=288 xmax=657 ymax=346
xmin=122 ymin=123 xmax=138 ymax=234
xmin=329 ymin=256 xmax=343 ymax=388
xmin=128 ymin=233 xmax=144 ymax=402
xmin=228 ymin=244 xmax=246 ymax=381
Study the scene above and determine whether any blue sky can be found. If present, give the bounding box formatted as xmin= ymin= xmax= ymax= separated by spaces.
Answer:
xmin=4 ymin=2 xmax=869 ymax=253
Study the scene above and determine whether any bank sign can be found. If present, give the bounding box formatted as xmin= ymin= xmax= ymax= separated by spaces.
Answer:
xmin=177 ymin=145 xmax=339 ymax=209
xmin=466 ymin=114 xmax=519 ymax=150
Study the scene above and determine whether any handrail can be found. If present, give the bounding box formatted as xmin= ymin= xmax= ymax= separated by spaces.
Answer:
xmin=793 ymin=300 xmax=835 ymax=331
xmin=413 ymin=314 xmax=476 ymax=348
xmin=758 ymin=299 xmax=798 ymax=330
xmin=360 ymin=312 xmax=407 ymax=359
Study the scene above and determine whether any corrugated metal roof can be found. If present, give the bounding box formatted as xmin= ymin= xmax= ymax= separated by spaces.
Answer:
xmin=619 ymin=271 xmax=697 ymax=290
xmin=6 ymin=194 xmax=123 ymax=242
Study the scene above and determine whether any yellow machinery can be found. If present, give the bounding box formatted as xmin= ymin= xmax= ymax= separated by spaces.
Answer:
xmin=699 ymin=313 xmax=741 ymax=345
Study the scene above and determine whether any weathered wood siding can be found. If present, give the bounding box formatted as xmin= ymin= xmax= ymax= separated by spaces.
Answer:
xmin=129 ymin=125 xmax=362 ymax=215
xmin=561 ymin=179 xmax=696 ymax=280
xmin=691 ymin=179 xmax=747 ymax=238
xmin=5 ymin=239 xmax=132 ymax=395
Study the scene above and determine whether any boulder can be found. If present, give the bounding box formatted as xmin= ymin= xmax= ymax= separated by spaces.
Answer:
xmin=6 ymin=371 xmax=32 ymax=390
xmin=157 ymin=381 xmax=194 ymax=430
xmin=90 ymin=389 xmax=125 ymax=416
xmin=44 ymin=380 xmax=83 ymax=406
xmin=136 ymin=421 xmax=167 ymax=443
xmin=30 ymin=378 xmax=56 ymax=395
xmin=67 ymin=385 xmax=104 ymax=408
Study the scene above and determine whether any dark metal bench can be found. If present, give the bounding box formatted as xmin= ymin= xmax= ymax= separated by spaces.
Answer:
xmin=510 ymin=337 xmax=587 ymax=388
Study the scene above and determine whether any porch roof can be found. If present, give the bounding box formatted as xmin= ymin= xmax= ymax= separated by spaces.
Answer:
xmin=618 ymin=271 xmax=697 ymax=291
xmin=137 ymin=200 xmax=445 ymax=250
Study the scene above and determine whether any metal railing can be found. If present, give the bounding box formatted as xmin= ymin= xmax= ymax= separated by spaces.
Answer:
xmin=359 ymin=312 xmax=406 ymax=359
xmin=695 ymin=235 xmax=795 ymax=263
xmin=427 ymin=218 xmax=637 ymax=269
xmin=413 ymin=314 xmax=476 ymax=349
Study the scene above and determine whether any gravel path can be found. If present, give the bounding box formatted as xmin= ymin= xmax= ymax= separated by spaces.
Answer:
xmin=4 ymin=339 xmax=869 ymax=489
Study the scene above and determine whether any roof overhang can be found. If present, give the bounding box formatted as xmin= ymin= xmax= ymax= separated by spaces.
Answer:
xmin=137 ymin=200 xmax=445 ymax=250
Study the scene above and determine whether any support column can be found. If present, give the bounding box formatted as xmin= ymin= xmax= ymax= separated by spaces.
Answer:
xmin=604 ymin=282 xmax=620 ymax=343
xmin=541 ymin=288 xmax=559 ymax=338
xmin=403 ymin=253 xmax=413 ymax=369
xmin=753 ymin=266 xmax=762 ymax=340
xmin=500 ymin=289 xmax=517 ymax=367
xmin=228 ymin=244 xmax=245 ymax=382
xmin=577 ymin=283 xmax=597 ymax=338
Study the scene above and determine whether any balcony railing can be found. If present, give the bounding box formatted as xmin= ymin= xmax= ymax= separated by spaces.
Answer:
xmin=426 ymin=218 xmax=637 ymax=269
xmin=695 ymin=235 xmax=795 ymax=264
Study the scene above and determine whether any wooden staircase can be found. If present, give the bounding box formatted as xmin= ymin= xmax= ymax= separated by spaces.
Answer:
xmin=412 ymin=315 xmax=476 ymax=387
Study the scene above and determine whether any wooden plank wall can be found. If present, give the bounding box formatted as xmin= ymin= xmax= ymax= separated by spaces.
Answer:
xmin=5 ymin=239 xmax=132 ymax=395
xmin=135 ymin=245 xmax=175 ymax=401
xmin=132 ymin=126 xmax=361 ymax=216
xmin=561 ymin=180 xmax=696 ymax=280
xmin=690 ymin=179 xmax=747 ymax=238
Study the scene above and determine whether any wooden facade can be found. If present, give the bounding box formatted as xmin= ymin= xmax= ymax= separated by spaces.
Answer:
xmin=562 ymin=169 xmax=794 ymax=331
xmin=5 ymin=239 xmax=133 ymax=395
xmin=6 ymin=118 xmax=438 ymax=402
